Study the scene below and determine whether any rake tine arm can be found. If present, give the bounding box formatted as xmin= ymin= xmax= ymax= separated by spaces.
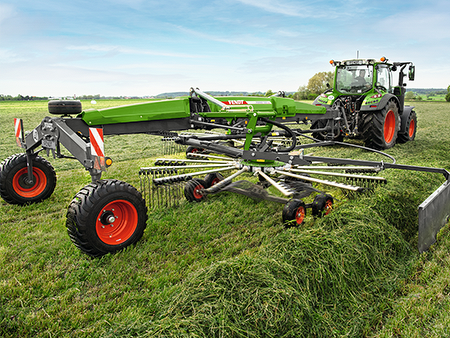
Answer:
xmin=275 ymin=169 xmax=363 ymax=192
xmin=288 ymin=168 xmax=387 ymax=182
xmin=204 ymin=166 xmax=250 ymax=194
xmin=255 ymin=169 xmax=293 ymax=197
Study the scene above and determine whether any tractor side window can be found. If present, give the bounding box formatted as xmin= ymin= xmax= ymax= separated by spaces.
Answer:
xmin=376 ymin=66 xmax=391 ymax=92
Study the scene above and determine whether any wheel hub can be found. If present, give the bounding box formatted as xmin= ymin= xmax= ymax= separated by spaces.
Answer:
xmin=99 ymin=210 xmax=116 ymax=226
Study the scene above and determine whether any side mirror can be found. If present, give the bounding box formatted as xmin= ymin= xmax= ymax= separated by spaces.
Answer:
xmin=409 ymin=65 xmax=415 ymax=81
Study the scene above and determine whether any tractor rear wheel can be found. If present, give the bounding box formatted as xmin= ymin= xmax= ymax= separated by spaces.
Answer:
xmin=282 ymin=199 xmax=307 ymax=227
xmin=0 ymin=153 xmax=56 ymax=205
xmin=66 ymin=179 xmax=147 ymax=257
xmin=397 ymin=110 xmax=417 ymax=143
xmin=362 ymin=100 xmax=399 ymax=149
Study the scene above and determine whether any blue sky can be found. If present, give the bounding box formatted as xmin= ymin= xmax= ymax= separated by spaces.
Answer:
xmin=0 ymin=0 xmax=449 ymax=97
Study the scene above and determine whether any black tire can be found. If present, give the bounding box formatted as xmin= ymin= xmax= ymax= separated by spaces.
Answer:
xmin=397 ymin=111 xmax=417 ymax=143
xmin=0 ymin=154 xmax=57 ymax=205
xmin=186 ymin=146 xmax=207 ymax=158
xmin=48 ymin=100 xmax=82 ymax=115
xmin=66 ymin=179 xmax=148 ymax=257
xmin=184 ymin=179 xmax=207 ymax=202
xmin=204 ymin=173 xmax=224 ymax=188
xmin=282 ymin=199 xmax=307 ymax=227
xmin=362 ymin=100 xmax=399 ymax=149
xmin=311 ymin=193 xmax=333 ymax=217
xmin=311 ymin=119 xmax=344 ymax=142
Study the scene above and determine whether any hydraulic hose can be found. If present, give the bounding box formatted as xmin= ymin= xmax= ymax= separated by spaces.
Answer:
xmin=260 ymin=117 xmax=297 ymax=153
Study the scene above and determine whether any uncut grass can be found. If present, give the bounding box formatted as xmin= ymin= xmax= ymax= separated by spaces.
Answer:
xmin=1 ymin=100 xmax=450 ymax=337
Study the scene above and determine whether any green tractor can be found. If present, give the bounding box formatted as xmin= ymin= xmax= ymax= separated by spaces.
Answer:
xmin=312 ymin=57 xmax=416 ymax=149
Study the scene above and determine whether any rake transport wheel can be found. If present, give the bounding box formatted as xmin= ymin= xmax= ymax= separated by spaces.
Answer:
xmin=362 ymin=100 xmax=399 ymax=149
xmin=0 ymin=153 xmax=56 ymax=205
xmin=184 ymin=179 xmax=207 ymax=202
xmin=186 ymin=146 xmax=207 ymax=158
xmin=282 ymin=199 xmax=307 ymax=227
xmin=312 ymin=193 xmax=333 ymax=217
xmin=204 ymin=173 xmax=224 ymax=188
xmin=397 ymin=110 xmax=417 ymax=143
xmin=66 ymin=179 xmax=148 ymax=257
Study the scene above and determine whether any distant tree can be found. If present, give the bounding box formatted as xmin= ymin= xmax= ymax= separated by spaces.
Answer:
xmin=293 ymin=85 xmax=310 ymax=100
xmin=447 ymin=85 xmax=450 ymax=102
xmin=405 ymin=91 xmax=415 ymax=100
xmin=265 ymin=89 xmax=275 ymax=97
xmin=307 ymin=71 xmax=334 ymax=95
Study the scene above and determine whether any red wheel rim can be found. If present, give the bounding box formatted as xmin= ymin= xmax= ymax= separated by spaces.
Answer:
xmin=193 ymin=183 xmax=204 ymax=199
xmin=324 ymin=200 xmax=333 ymax=215
xmin=295 ymin=206 xmax=306 ymax=224
xmin=384 ymin=110 xmax=396 ymax=143
xmin=96 ymin=200 xmax=138 ymax=245
xmin=211 ymin=178 xmax=221 ymax=186
xmin=408 ymin=119 xmax=415 ymax=138
xmin=12 ymin=167 xmax=47 ymax=198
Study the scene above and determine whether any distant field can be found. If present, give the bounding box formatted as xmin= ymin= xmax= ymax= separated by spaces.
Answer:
xmin=1 ymin=100 xmax=450 ymax=337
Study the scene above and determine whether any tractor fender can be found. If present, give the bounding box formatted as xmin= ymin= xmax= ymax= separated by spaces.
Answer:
xmin=399 ymin=106 xmax=415 ymax=134
xmin=361 ymin=94 xmax=401 ymax=114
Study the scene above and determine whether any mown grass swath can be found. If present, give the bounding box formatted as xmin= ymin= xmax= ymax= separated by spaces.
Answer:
xmin=1 ymin=100 xmax=450 ymax=337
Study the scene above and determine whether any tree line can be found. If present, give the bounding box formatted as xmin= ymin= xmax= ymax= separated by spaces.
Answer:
xmin=2 ymin=77 xmax=449 ymax=102
xmin=0 ymin=94 xmax=49 ymax=101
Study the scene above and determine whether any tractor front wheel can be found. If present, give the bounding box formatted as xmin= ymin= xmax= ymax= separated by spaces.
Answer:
xmin=362 ymin=100 xmax=399 ymax=149
xmin=0 ymin=153 xmax=57 ymax=205
xmin=397 ymin=110 xmax=417 ymax=143
xmin=66 ymin=179 xmax=148 ymax=257
xmin=282 ymin=199 xmax=307 ymax=227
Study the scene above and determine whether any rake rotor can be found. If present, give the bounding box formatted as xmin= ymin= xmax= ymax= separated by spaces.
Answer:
xmin=140 ymin=143 xmax=388 ymax=226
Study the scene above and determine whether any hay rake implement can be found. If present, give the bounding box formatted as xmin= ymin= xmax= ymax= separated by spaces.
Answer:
xmin=1 ymin=87 xmax=449 ymax=257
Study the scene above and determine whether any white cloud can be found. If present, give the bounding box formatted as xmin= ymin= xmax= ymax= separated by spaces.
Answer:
xmin=0 ymin=4 xmax=15 ymax=24
xmin=235 ymin=0 xmax=313 ymax=17
xmin=66 ymin=45 xmax=205 ymax=59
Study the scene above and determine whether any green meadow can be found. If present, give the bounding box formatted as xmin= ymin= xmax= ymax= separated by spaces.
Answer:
xmin=1 ymin=100 xmax=450 ymax=337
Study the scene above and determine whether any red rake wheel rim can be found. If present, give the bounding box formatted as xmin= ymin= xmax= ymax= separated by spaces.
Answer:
xmin=324 ymin=200 xmax=333 ymax=215
xmin=211 ymin=178 xmax=221 ymax=186
xmin=295 ymin=206 xmax=306 ymax=225
xmin=384 ymin=110 xmax=396 ymax=144
xmin=193 ymin=183 xmax=205 ymax=200
xmin=408 ymin=119 xmax=415 ymax=138
xmin=96 ymin=200 xmax=138 ymax=245
xmin=12 ymin=167 xmax=47 ymax=198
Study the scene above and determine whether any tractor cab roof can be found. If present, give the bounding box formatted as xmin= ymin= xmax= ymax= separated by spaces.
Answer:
xmin=330 ymin=57 xmax=390 ymax=67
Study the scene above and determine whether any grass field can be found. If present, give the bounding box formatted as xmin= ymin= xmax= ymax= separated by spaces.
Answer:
xmin=1 ymin=100 xmax=450 ymax=337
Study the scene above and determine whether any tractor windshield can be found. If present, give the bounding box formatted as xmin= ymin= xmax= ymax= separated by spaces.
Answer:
xmin=335 ymin=65 xmax=373 ymax=94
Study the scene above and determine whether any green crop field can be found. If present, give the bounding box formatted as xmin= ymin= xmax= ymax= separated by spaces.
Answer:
xmin=1 ymin=100 xmax=450 ymax=337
